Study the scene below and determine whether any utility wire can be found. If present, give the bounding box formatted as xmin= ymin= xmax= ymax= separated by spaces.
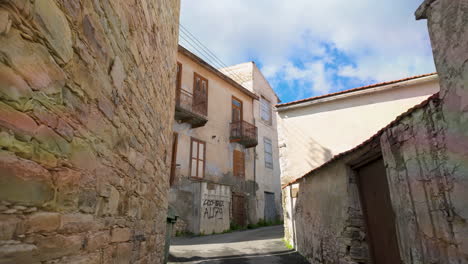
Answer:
xmin=178 ymin=24 xmax=251 ymax=85
xmin=179 ymin=25 xmax=248 ymax=83
xmin=178 ymin=30 xmax=248 ymax=85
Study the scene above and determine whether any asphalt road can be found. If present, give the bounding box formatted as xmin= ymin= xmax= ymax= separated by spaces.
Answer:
xmin=168 ymin=225 xmax=310 ymax=264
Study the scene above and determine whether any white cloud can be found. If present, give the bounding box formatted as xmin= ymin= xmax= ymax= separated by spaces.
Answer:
xmin=180 ymin=0 xmax=435 ymax=100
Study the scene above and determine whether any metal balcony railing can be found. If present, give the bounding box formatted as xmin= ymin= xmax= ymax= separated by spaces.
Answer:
xmin=176 ymin=89 xmax=207 ymax=117
xmin=230 ymin=120 xmax=258 ymax=148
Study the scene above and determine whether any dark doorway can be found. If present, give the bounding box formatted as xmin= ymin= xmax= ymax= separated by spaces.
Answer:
xmin=264 ymin=192 xmax=277 ymax=222
xmin=357 ymin=157 xmax=401 ymax=264
xmin=231 ymin=193 xmax=246 ymax=227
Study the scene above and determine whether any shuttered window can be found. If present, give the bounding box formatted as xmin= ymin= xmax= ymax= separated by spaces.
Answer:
xmin=190 ymin=138 xmax=205 ymax=179
xmin=260 ymin=97 xmax=272 ymax=125
xmin=233 ymin=150 xmax=245 ymax=178
xmin=264 ymin=137 xmax=273 ymax=169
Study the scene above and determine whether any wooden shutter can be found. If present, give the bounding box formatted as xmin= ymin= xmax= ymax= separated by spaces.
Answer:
xmin=260 ymin=97 xmax=272 ymax=125
xmin=169 ymin=132 xmax=178 ymax=186
xmin=233 ymin=150 xmax=245 ymax=178
xmin=193 ymin=73 xmax=208 ymax=116
xmin=264 ymin=137 xmax=273 ymax=169
xmin=190 ymin=138 xmax=205 ymax=179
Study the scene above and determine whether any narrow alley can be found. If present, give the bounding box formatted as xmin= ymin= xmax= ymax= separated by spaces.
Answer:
xmin=168 ymin=226 xmax=309 ymax=264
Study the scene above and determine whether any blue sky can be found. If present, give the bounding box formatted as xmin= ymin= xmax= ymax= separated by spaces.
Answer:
xmin=179 ymin=0 xmax=435 ymax=103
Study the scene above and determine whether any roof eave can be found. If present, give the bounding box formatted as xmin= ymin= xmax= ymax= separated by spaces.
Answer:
xmin=178 ymin=45 xmax=259 ymax=100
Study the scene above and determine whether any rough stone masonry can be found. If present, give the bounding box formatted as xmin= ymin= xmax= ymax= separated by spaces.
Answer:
xmin=0 ymin=0 xmax=180 ymax=263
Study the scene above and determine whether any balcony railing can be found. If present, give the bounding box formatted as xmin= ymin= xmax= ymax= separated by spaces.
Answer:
xmin=174 ymin=89 xmax=208 ymax=128
xmin=230 ymin=120 xmax=258 ymax=148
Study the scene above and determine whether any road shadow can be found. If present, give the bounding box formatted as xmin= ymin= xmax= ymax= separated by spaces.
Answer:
xmin=171 ymin=226 xmax=284 ymax=246
xmin=168 ymin=250 xmax=310 ymax=264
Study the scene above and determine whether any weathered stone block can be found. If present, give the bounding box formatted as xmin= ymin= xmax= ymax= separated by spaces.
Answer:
xmin=0 ymin=151 xmax=53 ymax=205
xmin=24 ymin=212 xmax=61 ymax=233
xmin=0 ymin=62 xmax=32 ymax=104
xmin=0 ymin=215 xmax=19 ymax=240
xmin=111 ymin=227 xmax=132 ymax=243
xmin=114 ymin=242 xmax=133 ymax=264
xmin=52 ymin=168 xmax=81 ymax=210
xmin=0 ymin=101 xmax=38 ymax=137
xmin=48 ymin=253 xmax=101 ymax=264
xmin=60 ymin=213 xmax=100 ymax=234
xmin=0 ymin=30 xmax=66 ymax=95
xmin=34 ymin=125 xmax=71 ymax=156
xmin=0 ymin=242 xmax=37 ymax=264
xmin=0 ymin=9 xmax=12 ymax=35
xmin=34 ymin=234 xmax=83 ymax=261
xmin=86 ymin=231 xmax=110 ymax=251
xmin=34 ymin=0 xmax=73 ymax=64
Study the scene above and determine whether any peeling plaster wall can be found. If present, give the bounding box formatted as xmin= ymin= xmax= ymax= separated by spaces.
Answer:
xmin=378 ymin=0 xmax=468 ymax=262
xmin=222 ymin=62 xmax=283 ymax=222
xmin=170 ymin=52 xmax=258 ymax=234
xmin=282 ymin=147 xmax=374 ymax=264
xmin=0 ymin=0 xmax=180 ymax=263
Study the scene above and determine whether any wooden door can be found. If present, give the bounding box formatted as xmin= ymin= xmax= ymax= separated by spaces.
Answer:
xmin=169 ymin=132 xmax=178 ymax=186
xmin=193 ymin=73 xmax=208 ymax=115
xmin=232 ymin=193 xmax=246 ymax=227
xmin=264 ymin=192 xmax=277 ymax=222
xmin=357 ymin=158 xmax=401 ymax=264
xmin=231 ymin=97 xmax=243 ymax=122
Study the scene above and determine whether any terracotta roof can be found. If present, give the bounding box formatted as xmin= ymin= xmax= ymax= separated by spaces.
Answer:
xmin=178 ymin=45 xmax=259 ymax=100
xmin=276 ymin=73 xmax=437 ymax=108
xmin=282 ymin=92 xmax=441 ymax=189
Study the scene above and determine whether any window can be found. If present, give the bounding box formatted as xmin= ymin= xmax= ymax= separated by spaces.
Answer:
xmin=193 ymin=73 xmax=208 ymax=116
xmin=264 ymin=137 xmax=273 ymax=169
xmin=260 ymin=97 xmax=272 ymax=125
xmin=233 ymin=150 xmax=245 ymax=178
xmin=232 ymin=97 xmax=243 ymax=122
xmin=190 ymin=138 xmax=205 ymax=178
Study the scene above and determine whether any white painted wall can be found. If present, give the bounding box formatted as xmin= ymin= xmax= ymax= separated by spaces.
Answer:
xmin=277 ymin=76 xmax=440 ymax=185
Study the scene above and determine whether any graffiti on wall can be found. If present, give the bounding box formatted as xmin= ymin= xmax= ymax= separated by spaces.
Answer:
xmin=202 ymin=199 xmax=225 ymax=219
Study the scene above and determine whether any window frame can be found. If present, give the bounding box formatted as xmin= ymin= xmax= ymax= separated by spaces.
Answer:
xmin=189 ymin=137 xmax=206 ymax=179
xmin=193 ymin=72 xmax=209 ymax=116
xmin=264 ymin=137 xmax=273 ymax=169
xmin=260 ymin=96 xmax=272 ymax=125
xmin=231 ymin=96 xmax=243 ymax=122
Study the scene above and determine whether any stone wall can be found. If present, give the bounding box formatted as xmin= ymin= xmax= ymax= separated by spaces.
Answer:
xmin=0 ymin=0 xmax=179 ymax=263
xmin=282 ymin=145 xmax=374 ymax=264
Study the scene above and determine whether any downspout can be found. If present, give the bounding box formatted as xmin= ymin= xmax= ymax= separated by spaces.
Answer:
xmin=253 ymin=104 xmax=257 ymax=198
xmin=289 ymin=185 xmax=297 ymax=248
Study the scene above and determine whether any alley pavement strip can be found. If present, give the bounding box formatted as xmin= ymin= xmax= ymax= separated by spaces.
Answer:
xmin=168 ymin=225 xmax=310 ymax=264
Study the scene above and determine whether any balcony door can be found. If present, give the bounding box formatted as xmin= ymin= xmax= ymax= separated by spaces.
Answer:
xmin=232 ymin=97 xmax=243 ymax=122
xmin=175 ymin=62 xmax=182 ymax=104
xmin=193 ymin=73 xmax=208 ymax=116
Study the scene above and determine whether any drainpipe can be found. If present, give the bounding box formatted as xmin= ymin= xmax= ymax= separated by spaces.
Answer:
xmin=289 ymin=186 xmax=297 ymax=248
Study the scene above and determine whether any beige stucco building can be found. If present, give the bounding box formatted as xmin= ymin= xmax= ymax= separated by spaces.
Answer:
xmin=221 ymin=62 xmax=283 ymax=222
xmin=276 ymin=73 xmax=440 ymax=185
xmin=169 ymin=46 xmax=259 ymax=235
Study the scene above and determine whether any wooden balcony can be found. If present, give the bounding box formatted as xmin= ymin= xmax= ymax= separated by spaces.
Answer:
xmin=230 ymin=121 xmax=258 ymax=148
xmin=174 ymin=89 xmax=208 ymax=128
